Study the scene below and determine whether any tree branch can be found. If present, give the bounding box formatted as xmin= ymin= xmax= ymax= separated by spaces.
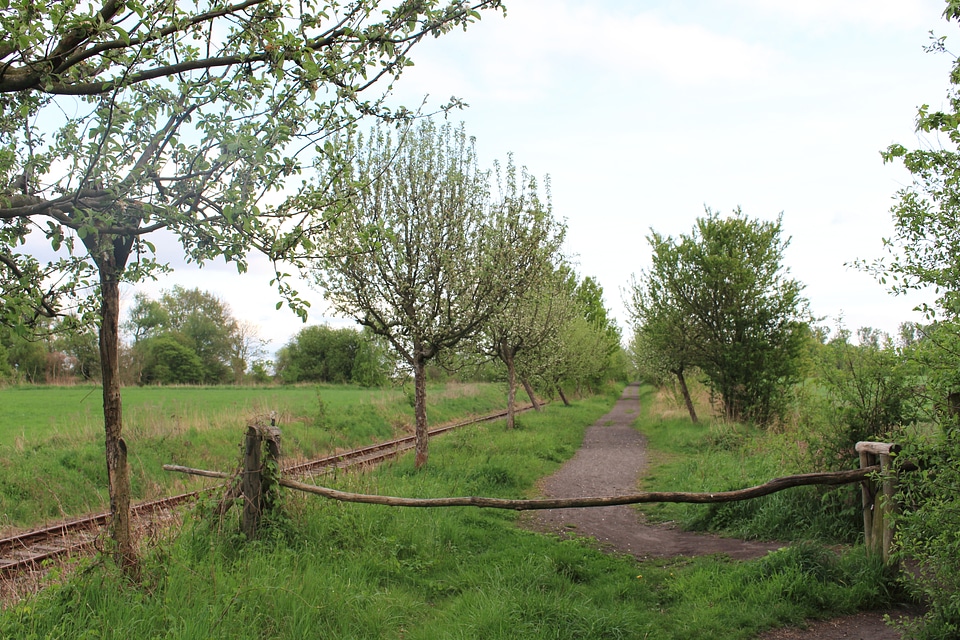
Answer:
xmin=164 ymin=464 xmax=882 ymax=510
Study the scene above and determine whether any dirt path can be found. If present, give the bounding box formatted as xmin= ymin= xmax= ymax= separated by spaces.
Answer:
xmin=528 ymin=384 xmax=907 ymax=640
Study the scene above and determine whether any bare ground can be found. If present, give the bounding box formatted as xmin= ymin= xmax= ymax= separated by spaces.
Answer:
xmin=526 ymin=384 xmax=915 ymax=640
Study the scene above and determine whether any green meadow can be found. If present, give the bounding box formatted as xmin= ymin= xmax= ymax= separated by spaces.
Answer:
xmin=0 ymin=382 xmax=509 ymax=530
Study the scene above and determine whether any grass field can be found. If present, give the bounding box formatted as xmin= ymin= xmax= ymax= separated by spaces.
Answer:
xmin=0 ymin=382 xmax=511 ymax=531
xmin=0 ymin=383 xmax=905 ymax=639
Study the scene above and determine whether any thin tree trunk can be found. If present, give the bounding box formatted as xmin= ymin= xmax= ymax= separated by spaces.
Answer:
xmin=83 ymin=227 xmax=138 ymax=575
xmin=521 ymin=378 xmax=541 ymax=411
xmin=556 ymin=385 xmax=570 ymax=406
xmin=98 ymin=264 xmax=138 ymax=573
xmin=675 ymin=369 xmax=698 ymax=424
xmin=504 ymin=344 xmax=516 ymax=430
xmin=413 ymin=355 xmax=429 ymax=468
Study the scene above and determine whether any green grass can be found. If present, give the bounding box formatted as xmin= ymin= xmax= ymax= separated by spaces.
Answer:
xmin=0 ymin=383 xmax=903 ymax=639
xmin=0 ymin=382 xmax=510 ymax=530
xmin=636 ymin=386 xmax=864 ymax=544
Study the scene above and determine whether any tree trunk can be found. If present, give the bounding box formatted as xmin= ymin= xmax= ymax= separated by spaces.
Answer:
xmin=675 ymin=369 xmax=698 ymax=424
xmin=83 ymin=226 xmax=138 ymax=574
xmin=504 ymin=344 xmax=516 ymax=430
xmin=521 ymin=378 xmax=541 ymax=411
xmin=413 ymin=355 xmax=429 ymax=468
xmin=98 ymin=264 xmax=138 ymax=573
xmin=556 ymin=385 xmax=570 ymax=406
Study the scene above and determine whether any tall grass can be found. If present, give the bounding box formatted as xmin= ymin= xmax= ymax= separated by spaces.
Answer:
xmin=0 ymin=384 xmax=902 ymax=639
xmin=637 ymin=385 xmax=864 ymax=543
xmin=0 ymin=382 xmax=509 ymax=530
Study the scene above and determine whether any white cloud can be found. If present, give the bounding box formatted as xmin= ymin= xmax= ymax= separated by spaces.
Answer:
xmin=401 ymin=0 xmax=780 ymax=105
xmin=733 ymin=0 xmax=941 ymax=31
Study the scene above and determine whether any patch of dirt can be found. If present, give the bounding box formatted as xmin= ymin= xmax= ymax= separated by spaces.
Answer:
xmin=526 ymin=384 xmax=914 ymax=639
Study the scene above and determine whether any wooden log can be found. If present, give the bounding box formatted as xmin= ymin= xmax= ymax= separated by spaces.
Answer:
xmin=855 ymin=441 xmax=901 ymax=456
xmin=880 ymin=452 xmax=898 ymax=563
xmin=859 ymin=449 xmax=875 ymax=551
xmin=275 ymin=466 xmax=878 ymax=510
xmin=164 ymin=464 xmax=883 ymax=510
xmin=241 ymin=426 xmax=262 ymax=540
xmin=162 ymin=464 xmax=232 ymax=479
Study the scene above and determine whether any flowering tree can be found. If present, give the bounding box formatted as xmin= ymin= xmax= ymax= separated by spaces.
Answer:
xmin=0 ymin=0 xmax=504 ymax=570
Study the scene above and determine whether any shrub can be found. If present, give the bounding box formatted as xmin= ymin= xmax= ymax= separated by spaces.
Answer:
xmin=893 ymin=427 xmax=960 ymax=639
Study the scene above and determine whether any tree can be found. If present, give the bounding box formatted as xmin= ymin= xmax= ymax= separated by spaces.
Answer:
xmin=52 ymin=317 xmax=101 ymax=380
xmin=628 ymin=263 xmax=702 ymax=423
xmin=126 ymin=286 xmax=247 ymax=384
xmin=526 ymin=269 xmax=623 ymax=404
xmin=858 ymin=15 xmax=960 ymax=633
xmin=140 ymin=334 xmax=204 ymax=385
xmin=229 ymin=320 xmax=269 ymax=385
xmin=315 ymin=120 xmax=540 ymax=467
xmin=1 ymin=326 xmax=49 ymax=382
xmin=572 ymin=274 xmax=626 ymax=388
xmin=629 ymin=208 xmax=810 ymax=425
xmin=275 ymin=324 xmax=388 ymax=384
xmin=0 ymin=341 xmax=12 ymax=382
xmin=471 ymin=166 xmax=566 ymax=428
xmin=159 ymin=286 xmax=238 ymax=384
xmin=350 ymin=328 xmax=394 ymax=387
xmin=546 ymin=313 xmax=610 ymax=403
xmin=1 ymin=0 xmax=505 ymax=570
xmin=817 ymin=326 xmax=914 ymax=448
xmin=123 ymin=292 xmax=169 ymax=343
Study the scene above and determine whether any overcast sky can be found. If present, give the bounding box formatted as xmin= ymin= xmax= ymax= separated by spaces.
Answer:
xmin=131 ymin=0 xmax=956 ymax=353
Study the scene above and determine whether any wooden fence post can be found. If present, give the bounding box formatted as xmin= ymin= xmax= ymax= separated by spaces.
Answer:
xmin=240 ymin=423 xmax=282 ymax=540
xmin=855 ymin=441 xmax=900 ymax=563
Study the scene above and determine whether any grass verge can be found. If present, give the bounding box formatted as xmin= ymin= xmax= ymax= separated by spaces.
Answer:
xmin=0 ymin=384 xmax=903 ymax=639
xmin=636 ymin=385 xmax=865 ymax=544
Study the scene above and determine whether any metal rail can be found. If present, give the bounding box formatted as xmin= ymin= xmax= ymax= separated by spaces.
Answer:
xmin=0 ymin=405 xmax=525 ymax=576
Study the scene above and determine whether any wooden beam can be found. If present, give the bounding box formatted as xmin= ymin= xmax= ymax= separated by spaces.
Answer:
xmin=855 ymin=441 xmax=900 ymax=456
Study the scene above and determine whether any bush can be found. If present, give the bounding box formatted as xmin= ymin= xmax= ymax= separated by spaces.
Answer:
xmin=140 ymin=335 xmax=204 ymax=385
xmin=894 ymin=427 xmax=960 ymax=639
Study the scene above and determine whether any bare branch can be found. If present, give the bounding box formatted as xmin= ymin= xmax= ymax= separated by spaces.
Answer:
xmin=163 ymin=464 xmax=884 ymax=510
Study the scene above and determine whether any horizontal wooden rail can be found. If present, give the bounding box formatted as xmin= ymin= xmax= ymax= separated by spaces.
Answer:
xmin=165 ymin=464 xmax=879 ymax=511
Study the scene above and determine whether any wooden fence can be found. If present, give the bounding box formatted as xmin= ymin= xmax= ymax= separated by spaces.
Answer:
xmin=856 ymin=441 xmax=899 ymax=562
xmin=165 ymin=427 xmax=903 ymax=562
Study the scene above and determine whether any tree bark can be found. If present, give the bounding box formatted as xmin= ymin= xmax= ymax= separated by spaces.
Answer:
xmin=98 ymin=262 xmax=138 ymax=573
xmin=675 ymin=369 xmax=698 ymax=424
xmin=556 ymin=385 xmax=570 ymax=406
xmin=83 ymin=226 xmax=138 ymax=574
xmin=521 ymin=378 xmax=541 ymax=411
xmin=504 ymin=343 xmax=516 ymax=430
xmin=413 ymin=354 xmax=429 ymax=468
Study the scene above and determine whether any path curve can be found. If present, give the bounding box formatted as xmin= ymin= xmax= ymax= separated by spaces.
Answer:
xmin=529 ymin=384 xmax=909 ymax=640
xmin=532 ymin=383 xmax=781 ymax=560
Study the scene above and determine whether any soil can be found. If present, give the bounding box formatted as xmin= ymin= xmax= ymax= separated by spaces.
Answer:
xmin=526 ymin=384 xmax=917 ymax=639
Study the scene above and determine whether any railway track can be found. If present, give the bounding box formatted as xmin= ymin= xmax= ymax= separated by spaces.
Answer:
xmin=0 ymin=405 xmax=527 ymax=577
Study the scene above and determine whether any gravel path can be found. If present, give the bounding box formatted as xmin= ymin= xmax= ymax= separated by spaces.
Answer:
xmin=532 ymin=383 xmax=781 ymax=560
xmin=528 ymin=383 xmax=909 ymax=640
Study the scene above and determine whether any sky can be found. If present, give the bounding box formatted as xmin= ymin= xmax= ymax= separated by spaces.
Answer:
xmin=130 ymin=0 xmax=956 ymax=354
